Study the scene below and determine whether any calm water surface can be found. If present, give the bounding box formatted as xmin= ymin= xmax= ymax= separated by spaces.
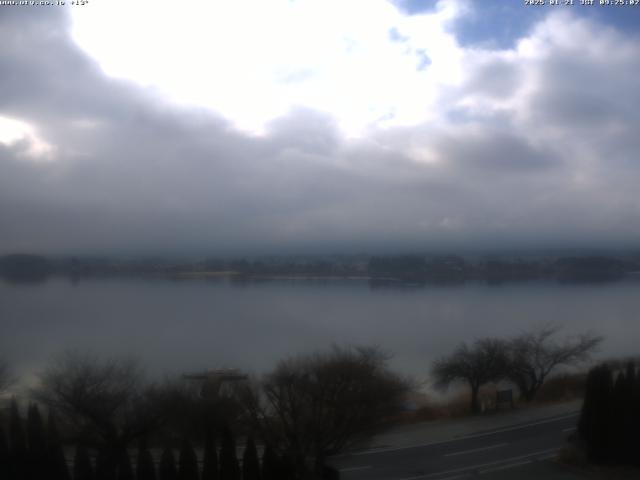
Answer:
xmin=1 ymin=276 xmax=639 ymax=388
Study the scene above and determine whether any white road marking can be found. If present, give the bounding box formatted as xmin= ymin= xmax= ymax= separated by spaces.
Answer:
xmin=455 ymin=413 xmax=579 ymax=440
xmin=344 ymin=412 xmax=579 ymax=457
xmin=479 ymin=459 xmax=532 ymax=474
xmin=395 ymin=447 xmax=559 ymax=480
xmin=444 ymin=442 xmax=508 ymax=457
xmin=339 ymin=465 xmax=371 ymax=472
xmin=537 ymin=452 xmax=558 ymax=461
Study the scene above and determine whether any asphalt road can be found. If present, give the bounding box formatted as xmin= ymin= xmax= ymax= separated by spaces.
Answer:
xmin=329 ymin=412 xmax=580 ymax=480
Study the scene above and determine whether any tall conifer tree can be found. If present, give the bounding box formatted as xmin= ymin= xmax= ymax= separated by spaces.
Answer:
xmin=10 ymin=399 xmax=28 ymax=480
xmin=202 ymin=431 xmax=219 ymax=480
xmin=27 ymin=404 xmax=47 ymax=480
xmin=73 ymin=444 xmax=95 ymax=480
xmin=136 ymin=438 xmax=157 ymax=480
xmin=260 ymin=445 xmax=278 ymax=480
xmin=219 ymin=426 xmax=240 ymax=480
xmin=242 ymin=437 xmax=260 ymax=480
xmin=178 ymin=438 xmax=199 ymax=480
xmin=116 ymin=450 xmax=134 ymax=480
xmin=159 ymin=447 xmax=178 ymax=480
xmin=46 ymin=411 xmax=71 ymax=480
xmin=0 ymin=425 xmax=11 ymax=480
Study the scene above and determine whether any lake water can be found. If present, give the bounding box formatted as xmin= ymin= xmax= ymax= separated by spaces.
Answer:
xmin=1 ymin=276 xmax=639 ymax=389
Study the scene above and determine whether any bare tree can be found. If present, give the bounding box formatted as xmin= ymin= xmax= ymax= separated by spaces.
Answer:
xmin=506 ymin=325 xmax=602 ymax=402
xmin=33 ymin=351 xmax=162 ymax=454
xmin=145 ymin=378 xmax=244 ymax=440
xmin=240 ymin=346 xmax=410 ymax=477
xmin=432 ymin=338 xmax=509 ymax=414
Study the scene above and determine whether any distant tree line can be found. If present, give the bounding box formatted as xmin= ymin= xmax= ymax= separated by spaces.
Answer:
xmin=431 ymin=326 xmax=602 ymax=413
xmin=0 ymin=254 xmax=52 ymax=283
xmin=578 ymin=361 xmax=640 ymax=466
xmin=368 ymin=255 xmax=637 ymax=283
xmin=2 ymin=253 xmax=639 ymax=283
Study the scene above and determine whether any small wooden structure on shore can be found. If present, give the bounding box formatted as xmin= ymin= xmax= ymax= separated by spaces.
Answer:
xmin=496 ymin=389 xmax=515 ymax=410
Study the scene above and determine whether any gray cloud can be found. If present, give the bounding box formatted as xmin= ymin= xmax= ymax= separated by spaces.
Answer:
xmin=464 ymin=59 xmax=522 ymax=99
xmin=0 ymin=9 xmax=639 ymax=255
xmin=435 ymin=130 xmax=559 ymax=173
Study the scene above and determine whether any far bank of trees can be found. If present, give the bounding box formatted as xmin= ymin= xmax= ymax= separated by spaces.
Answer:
xmin=432 ymin=326 xmax=602 ymax=413
xmin=2 ymin=252 xmax=638 ymax=284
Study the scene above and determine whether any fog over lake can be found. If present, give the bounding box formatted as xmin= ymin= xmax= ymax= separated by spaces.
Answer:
xmin=2 ymin=277 xmax=638 ymax=389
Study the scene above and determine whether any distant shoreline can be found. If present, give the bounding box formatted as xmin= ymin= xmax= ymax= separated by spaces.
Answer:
xmin=2 ymin=253 xmax=639 ymax=285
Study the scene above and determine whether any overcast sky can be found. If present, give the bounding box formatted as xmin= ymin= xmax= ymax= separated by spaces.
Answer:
xmin=1 ymin=0 xmax=639 ymax=256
